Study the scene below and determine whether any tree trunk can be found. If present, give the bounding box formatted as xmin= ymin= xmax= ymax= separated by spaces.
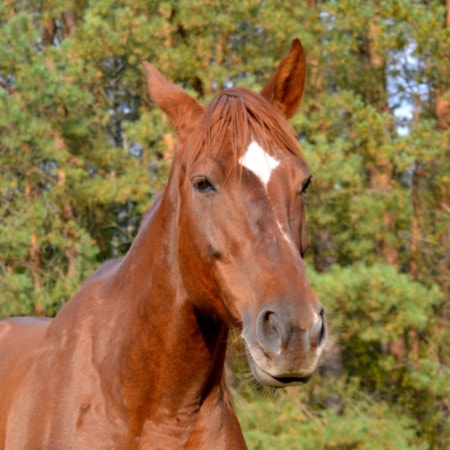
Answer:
xmin=435 ymin=0 xmax=450 ymax=304
xmin=435 ymin=0 xmax=450 ymax=132
xmin=367 ymin=14 xmax=400 ymax=268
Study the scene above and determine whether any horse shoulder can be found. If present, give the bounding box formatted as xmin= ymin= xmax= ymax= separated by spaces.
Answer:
xmin=0 ymin=317 xmax=52 ymax=445
xmin=0 ymin=257 xmax=130 ymax=447
xmin=0 ymin=316 xmax=51 ymax=375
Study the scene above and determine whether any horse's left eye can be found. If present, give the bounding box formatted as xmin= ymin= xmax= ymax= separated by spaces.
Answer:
xmin=301 ymin=176 xmax=312 ymax=193
xmin=193 ymin=176 xmax=216 ymax=193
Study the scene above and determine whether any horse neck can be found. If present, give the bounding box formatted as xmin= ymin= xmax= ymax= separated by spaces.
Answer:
xmin=102 ymin=175 xmax=229 ymax=421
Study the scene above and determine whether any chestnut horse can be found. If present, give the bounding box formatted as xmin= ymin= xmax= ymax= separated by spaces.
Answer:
xmin=0 ymin=38 xmax=326 ymax=449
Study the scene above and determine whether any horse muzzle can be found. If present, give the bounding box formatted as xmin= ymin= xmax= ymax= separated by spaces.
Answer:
xmin=241 ymin=302 xmax=326 ymax=387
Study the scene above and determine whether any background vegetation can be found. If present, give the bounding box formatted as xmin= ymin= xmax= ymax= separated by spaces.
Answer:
xmin=1 ymin=0 xmax=448 ymax=448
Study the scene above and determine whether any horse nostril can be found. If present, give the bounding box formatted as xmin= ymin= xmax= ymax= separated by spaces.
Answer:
xmin=257 ymin=310 xmax=285 ymax=357
xmin=262 ymin=311 xmax=281 ymax=344
xmin=318 ymin=308 xmax=326 ymax=346
xmin=265 ymin=312 xmax=278 ymax=335
xmin=256 ymin=305 xmax=325 ymax=358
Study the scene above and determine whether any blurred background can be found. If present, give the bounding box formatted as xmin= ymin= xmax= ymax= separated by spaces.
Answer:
xmin=0 ymin=1 xmax=448 ymax=448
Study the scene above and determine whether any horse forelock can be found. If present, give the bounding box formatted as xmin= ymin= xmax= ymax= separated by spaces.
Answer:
xmin=181 ymin=87 xmax=306 ymax=174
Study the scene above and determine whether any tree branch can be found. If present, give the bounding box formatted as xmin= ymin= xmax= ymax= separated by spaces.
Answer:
xmin=0 ymin=79 xmax=16 ymax=96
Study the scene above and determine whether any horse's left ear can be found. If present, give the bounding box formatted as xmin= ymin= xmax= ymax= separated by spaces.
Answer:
xmin=261 ymin=38 xmax=306 ymax=119
xmin=142 ymin=62 xmax=205 ymax=139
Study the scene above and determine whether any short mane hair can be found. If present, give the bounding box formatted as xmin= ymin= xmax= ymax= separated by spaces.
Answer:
xmin=183 ymin=87 xmax=306 ymax=173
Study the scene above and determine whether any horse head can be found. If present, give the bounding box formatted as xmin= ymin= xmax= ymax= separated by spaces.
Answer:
xmin=143 ymin=39 xmax=326 ymax=388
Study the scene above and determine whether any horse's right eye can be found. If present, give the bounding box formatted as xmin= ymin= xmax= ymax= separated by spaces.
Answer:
xmin=193 ymin=176 xmax=216 ymax=193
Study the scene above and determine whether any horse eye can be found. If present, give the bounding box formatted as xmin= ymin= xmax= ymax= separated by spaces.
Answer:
xmin=301 ymin=176 xmax=312 ymax=193
xmin=193 ymin=176 xmax=216 ymax=193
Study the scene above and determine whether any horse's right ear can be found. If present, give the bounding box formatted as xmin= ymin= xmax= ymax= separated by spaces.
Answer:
xmin=143 ymin=62 xmax=205 ymax=139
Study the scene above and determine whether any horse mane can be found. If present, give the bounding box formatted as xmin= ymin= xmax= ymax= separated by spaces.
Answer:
xmin=183 ymin=87 xmax=306 ymax=173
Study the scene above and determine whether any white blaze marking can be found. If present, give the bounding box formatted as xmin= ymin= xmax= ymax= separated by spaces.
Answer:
xmin=277 ymin=220 xmax=297 ymax=249
xmin=239 ymin=141 xmax=279 ymax=188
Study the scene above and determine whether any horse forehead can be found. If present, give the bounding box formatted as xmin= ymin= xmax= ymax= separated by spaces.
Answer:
xmin=239 ymin=141 xmax=280 ymax=188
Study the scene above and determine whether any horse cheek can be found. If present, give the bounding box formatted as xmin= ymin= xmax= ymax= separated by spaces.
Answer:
xmin=177 ymin=206 xmax=221 ymax=313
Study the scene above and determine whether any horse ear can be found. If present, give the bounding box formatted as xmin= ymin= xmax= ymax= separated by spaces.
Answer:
xmin=142 ymin=62 xmax=205 ymax=139
xmin=261 ymin=38 xmax=306 ymax=119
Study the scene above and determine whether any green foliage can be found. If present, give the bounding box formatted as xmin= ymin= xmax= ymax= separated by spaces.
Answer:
xmin=0 ymin=0 xmax=448 ymax=448
xmin=237 ymin=382 xmax=429 ymax=450
xmin=309 ymin=263 xmax=441 ymax=342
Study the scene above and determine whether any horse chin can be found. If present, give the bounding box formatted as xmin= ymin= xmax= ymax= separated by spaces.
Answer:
xmin=244 ymin=346 xmax=314 ymax=388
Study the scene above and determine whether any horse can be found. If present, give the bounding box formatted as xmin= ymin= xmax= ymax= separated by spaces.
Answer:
xmin=0 ymin=38 xmax=326 ymax=449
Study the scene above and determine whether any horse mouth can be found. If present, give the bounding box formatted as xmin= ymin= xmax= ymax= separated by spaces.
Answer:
xmin=244 ymin=347 xmax=314 ymax=388
xmin=272 ymin=374 xmax=312 ymax=385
